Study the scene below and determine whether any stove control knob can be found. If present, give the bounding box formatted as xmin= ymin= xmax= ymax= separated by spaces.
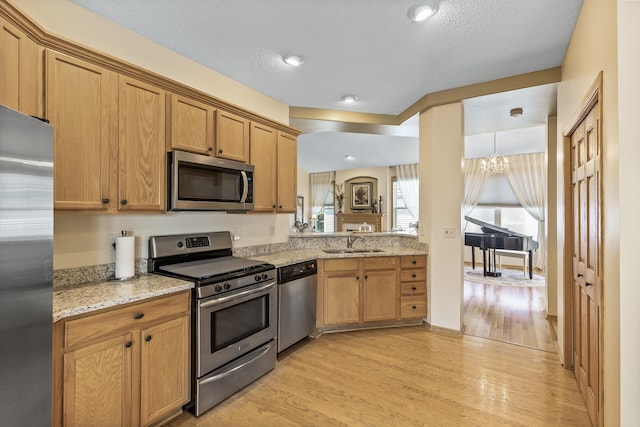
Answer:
xmin=262 ymin=273 xmax=268 ymax=280
xmin=254 ymin=275 xmax=261 ymax=282
xmin=214 ymin=284 xmax=222 ymax=292
xmin=224 ymin=283 xmax=231 ymax=290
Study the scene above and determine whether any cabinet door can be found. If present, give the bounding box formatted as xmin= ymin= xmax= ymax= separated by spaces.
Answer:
xmin=0 ymin=18 xmax=43 ymax=117
xmin=118 ymin=76 xmax=166 ymax=211
xmin=63 ymin=333 xmax=133 ymax=427
xmin=215 ymin=109 xmax=249 ymax=162
xmin=140 ymin=315 xmax=190 ymax=426
xmin=168 ymin=94 xmax=214 ymax=155
xmin=324 ymin=272 xmax=360 ymax=325
xmin=46 ymin=51 xmax=117 ymax=210
xmin=276 ymin=132 xmax=297 ymax=212
xmin=363 ymin=269 xmax=398 ymax=322
xmin=250 ymin=122 xmax=277 ymax=212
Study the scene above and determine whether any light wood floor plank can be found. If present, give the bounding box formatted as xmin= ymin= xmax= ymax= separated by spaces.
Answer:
xmin=165 ymin=327 xmax=588 ymax=427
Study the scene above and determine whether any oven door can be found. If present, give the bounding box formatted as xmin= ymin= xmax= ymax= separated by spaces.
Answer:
xmin=196 ymin=280 xmax=276 ymax=378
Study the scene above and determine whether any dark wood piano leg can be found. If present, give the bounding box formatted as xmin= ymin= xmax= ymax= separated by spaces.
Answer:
xmin=482 ymin=249 xmax=487 ymax=276
xmin=471 ymin=247 xmax=476 ymax=269
xmin=485 ymin=248 xmax=502 ymax=277
xmin=529 ymin=250 xmax=534 ymax=279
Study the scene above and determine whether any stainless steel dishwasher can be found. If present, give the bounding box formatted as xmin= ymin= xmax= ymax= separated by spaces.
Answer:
xmin=277 ymin=260 xmax=317 ymax=354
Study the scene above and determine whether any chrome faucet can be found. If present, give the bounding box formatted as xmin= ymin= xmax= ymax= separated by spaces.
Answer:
xmin=346 ymin=234 xmax=363 ymax=248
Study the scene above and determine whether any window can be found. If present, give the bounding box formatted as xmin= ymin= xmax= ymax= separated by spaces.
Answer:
xmin=465 ymin=206 xmax=537 ymax=238
xmin=317 ymin=185 xmax=335 ymax=232
xmin=392 ymin=177 xmax=418 ymax=232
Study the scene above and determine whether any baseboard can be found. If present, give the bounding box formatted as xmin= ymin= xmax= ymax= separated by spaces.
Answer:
xmin=425 ymin=320 xmax=464 ymax=337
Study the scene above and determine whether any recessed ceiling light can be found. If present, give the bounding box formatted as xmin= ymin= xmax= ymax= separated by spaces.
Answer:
xmin=345 ymin=155 xmax=355 ymax=160
xmin=341 ymin=94 xmax=358 ymax=103
xmin=283 ymin=55 xmax=303 ymax=67
xmin=510 ymin=107 xmax=524 ymax=117
xmin=407 ymin=2 xmax=438 ymax=22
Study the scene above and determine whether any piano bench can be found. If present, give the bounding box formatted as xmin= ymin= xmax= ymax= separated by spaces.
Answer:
xmin=495 ymin=249 xmax=529 ymax=277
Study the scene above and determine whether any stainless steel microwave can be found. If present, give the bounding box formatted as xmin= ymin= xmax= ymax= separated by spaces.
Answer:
xmin=168 ymin=150 xmax=254 ymax=211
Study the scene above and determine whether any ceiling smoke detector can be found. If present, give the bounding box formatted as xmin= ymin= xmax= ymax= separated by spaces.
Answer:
xmin=510 ymin=107 xmax=523 ymax=117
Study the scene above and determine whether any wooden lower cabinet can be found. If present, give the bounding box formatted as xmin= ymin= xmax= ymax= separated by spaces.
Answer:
xmin=54 ymin=291 xmax=190 ymax=427
xmin=320 ymin=256 xmax=400 ymax=327
xmin=399 ymin=255 xmax=427 ymax=319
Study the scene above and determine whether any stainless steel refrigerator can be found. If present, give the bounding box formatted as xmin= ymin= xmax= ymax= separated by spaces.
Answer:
xmin=0 ymin=105 xmax=53 ymax=426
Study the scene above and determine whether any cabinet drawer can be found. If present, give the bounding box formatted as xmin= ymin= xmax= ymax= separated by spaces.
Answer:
xmin=64 ymin=291 xmax=190 ymax=348
xmin=322 ymin=258 xmax=359 ymax=272
xmin=362 ymin=256 xmax=397 ymax=270
xmin=400 ymin=255 xmax=426 ymax=269
xmin=400 ymin=282 xmax=425 ymax=296
xmin=400 ymin=269 xmax=426 ymax=283
xmin=400 ymin=295 xmax=426 ymax=319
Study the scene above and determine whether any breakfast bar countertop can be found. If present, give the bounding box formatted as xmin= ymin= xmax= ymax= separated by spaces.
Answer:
xmin=249 ymin=247 xmax=428 ymax=268
xmin=53 ymin=274 xmax=193 ymax=322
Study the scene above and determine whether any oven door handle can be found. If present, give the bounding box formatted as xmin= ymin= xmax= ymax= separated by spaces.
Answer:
xmin=199 ymin=341 xmax=275 ymax=386
xmin=199 ymin=280 xmax=275 ymax=308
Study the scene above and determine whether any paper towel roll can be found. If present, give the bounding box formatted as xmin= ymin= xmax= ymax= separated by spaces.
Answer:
xmin=115 ymin=235 xmax=135 ymax=279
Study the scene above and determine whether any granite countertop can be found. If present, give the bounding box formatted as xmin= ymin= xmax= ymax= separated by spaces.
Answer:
xmin=53 ymin=274 xmax=193 ymax=322
xmin=249 ymin=247 xmax=427 ymax=268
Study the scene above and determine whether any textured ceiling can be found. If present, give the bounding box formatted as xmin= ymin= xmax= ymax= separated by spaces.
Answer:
xmin=69 ymin=0 xmax=581 ymax=172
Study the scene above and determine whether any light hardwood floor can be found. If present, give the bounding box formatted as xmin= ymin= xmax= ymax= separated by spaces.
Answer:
xmin=463 ymin=279 xmax=557 ymax=353
xmin=165 ymin=326 xmax=588 ymax=426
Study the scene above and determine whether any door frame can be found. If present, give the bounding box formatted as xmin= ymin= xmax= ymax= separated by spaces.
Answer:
xmin=561 ymin=71 xmax=603 ymax=424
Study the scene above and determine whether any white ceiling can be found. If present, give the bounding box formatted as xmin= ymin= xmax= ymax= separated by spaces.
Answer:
xmin=70 ymin=0 xmax=581 ymax=172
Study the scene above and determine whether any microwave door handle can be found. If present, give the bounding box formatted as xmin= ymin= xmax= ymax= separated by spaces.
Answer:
xmin=240 ymin=171 xmax=248 ymax=203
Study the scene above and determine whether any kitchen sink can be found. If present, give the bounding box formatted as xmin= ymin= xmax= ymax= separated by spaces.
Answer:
xmin=322 ymin=248 xmax=385 ymax=254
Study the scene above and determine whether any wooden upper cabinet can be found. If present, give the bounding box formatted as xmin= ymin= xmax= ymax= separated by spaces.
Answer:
xmin=276 ymin=132 xmax=298 ymax=213
xmin=167 ymin=94 xmax=215 ymax=155
xmin=250 ymin=122 xmax=278 ymax=211
xmin=46 ymin=51 xmax=117 ymax=211
xmin=0 ymin=18 xmax=44 ymax=117
xmin=118 ymin=76 xmax=166 ymax=211
xmin=216 ymin=109 xmax=249 ymax=162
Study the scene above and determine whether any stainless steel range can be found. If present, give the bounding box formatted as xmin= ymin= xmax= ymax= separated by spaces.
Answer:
xmin=148 ymin=231 xmax=276 ymax=416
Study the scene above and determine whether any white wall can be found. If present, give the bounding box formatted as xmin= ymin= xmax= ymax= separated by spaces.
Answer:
xmin=617 ymin=1 xmax=640 ymax=424
xmin=297 ymin=166 xmax=310 ymax=222
xmin=546 ymin=116 xmax=558 ymax=317
xmin=420 ymin=103 xmax=464 ymax=332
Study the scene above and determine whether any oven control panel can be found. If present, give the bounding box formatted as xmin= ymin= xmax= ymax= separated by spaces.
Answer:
xmin=185 ymin=236 xmax=210 ymax=248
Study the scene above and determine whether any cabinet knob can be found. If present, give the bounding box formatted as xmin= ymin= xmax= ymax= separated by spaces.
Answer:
xmin=218 ymin=149 xmax=223 ymax=154
xmin=272 ymin=205 xmax=276 ymax=209
xmin=412 ymin=274 xmax=416 ymax=278
xmin=207 ymin=147 xmax=213 ymax=151
xmin=120 ymin=199 xmax=128 ymax=205
xmin=145 ymin=335 xmax=152 ymax=342
xmin=356 ymin=276 xmax=359 ymax=280
xmin=124 ymin=341 xmax=133 ymax=348
xmin=134 ymin=313 xmax=144 ymax=320
xmin=279 ymin=205 xmax=283 ymax=209
xmin=412 ymin=286 xmax=417 ymax=290
xmin=412 ymin=260 xmax=417 ymax=265
xmin=101 ymin=198 xmax=109 ymax=204
xmin=364 ymin=275 xmax=368 ymax=279
xmin=412 ymin=305 xmax=417 ymax=309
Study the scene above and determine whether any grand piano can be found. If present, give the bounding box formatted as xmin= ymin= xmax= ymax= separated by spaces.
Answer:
xmin=464 ymin=215 xmax=539 ymax=279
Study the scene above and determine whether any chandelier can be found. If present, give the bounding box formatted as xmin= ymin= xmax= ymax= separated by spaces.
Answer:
xmin=481 ymin=133 xmax=508 ymax=175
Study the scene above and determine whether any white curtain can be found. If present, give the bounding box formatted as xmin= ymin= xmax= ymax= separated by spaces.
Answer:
xmin=395 ymin=164 xmax=420 ymax=219
xmin=504 ymin=153 xmax=546 ymax=271
xmin=464 ymin=158 xmax=489 ymax=216
xmin=310 ymin=171 xmax=335 ymax=219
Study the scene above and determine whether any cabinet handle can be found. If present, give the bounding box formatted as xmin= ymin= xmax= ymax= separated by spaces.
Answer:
xmin=272 ymin=205 xmax=276 ymax=209
xmin=412 ymin=286 xmax=417 ymax=291
xmin=412 ymin=305 xmax=417 ymax=309
xmin=356 ymin=276 xmax=359 ymax=280
xmin=134 ymin=313 xmax=144 ymax=320
xmin=124 ymin=341 xmax=133 ymax=348
xmin=364 ymin=275 xmax=368 ymax=280
xmin=120 ymin=199 xmax=128 ymax=205
xmin=101 ymin=198 xmax=109 ymax=204
xmin=207 ymin=147 xmax=213 ymax=151
xmin=279 ymin=205 xmax=283 ymax=209
xmin=412 ymin=260 xmax=417 ymax=265
xmin=145 ymin=335 xmax=152 ymax=342
xmin=412 ymin=274 xmax=416 ymax=278
xmin=218 ymin=149 xmax=223 ymax=154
